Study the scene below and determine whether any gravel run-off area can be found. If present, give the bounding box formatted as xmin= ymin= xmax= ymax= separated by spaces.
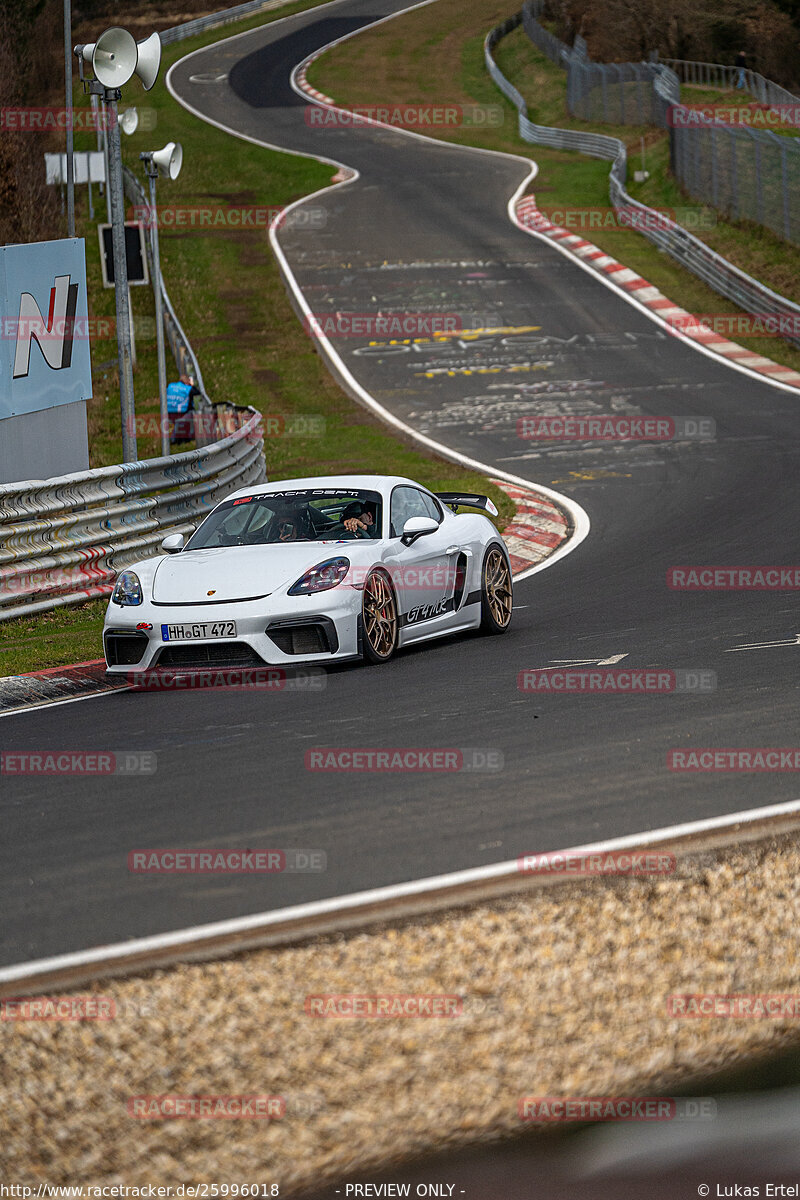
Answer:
xmin=3 ymin=830 xmax=800 ymax=1190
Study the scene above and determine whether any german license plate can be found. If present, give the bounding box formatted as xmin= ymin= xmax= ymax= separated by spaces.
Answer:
xmin=162 ymin=621 xmax=237 ymax=641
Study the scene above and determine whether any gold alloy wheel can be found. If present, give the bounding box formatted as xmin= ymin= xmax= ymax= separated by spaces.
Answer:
xmin=363 ymin=571 xmax=398 ymax=659
xmin=485 ymin=547 xmax=513 ymax=628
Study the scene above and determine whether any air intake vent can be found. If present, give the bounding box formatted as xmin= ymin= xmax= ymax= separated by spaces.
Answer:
xmin=267 ymin=622 xmax=334 ymax=656
xmin=105 ymin=632 xmax=149 ymax=667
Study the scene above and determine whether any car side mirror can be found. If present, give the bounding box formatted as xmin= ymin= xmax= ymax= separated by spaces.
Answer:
xmin=401 ymin=516 xmax=438 ymax=546
xmin=161 ymin=533 xmax=185 ymax=554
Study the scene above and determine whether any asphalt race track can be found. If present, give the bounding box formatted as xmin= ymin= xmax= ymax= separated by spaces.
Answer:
xmin=2 ymin=0 xmax=799 ymax=967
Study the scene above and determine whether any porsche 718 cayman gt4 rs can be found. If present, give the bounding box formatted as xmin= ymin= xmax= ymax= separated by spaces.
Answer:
xmin=103 ymin=474 xmax=513 ymax=673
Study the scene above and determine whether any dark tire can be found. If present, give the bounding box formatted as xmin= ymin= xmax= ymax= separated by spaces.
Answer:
xmin=361 ymin=569 xmax=399 ymax=663
xmin=479 ymin=544 xmax=513 ymax=634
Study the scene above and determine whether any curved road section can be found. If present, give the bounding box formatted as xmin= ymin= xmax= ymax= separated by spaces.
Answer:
xmin=2 ymin=0 xmax=799 ymax=966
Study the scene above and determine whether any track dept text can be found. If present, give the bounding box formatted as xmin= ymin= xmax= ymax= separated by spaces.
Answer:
xmin=668 ymin=749 xmax=800 ymax=771
xmin=305 ymin=995 xmax=462 ymax=1017
xmin=127 ymin=1096 xmax=285 ymax=1119
xmin=518 ymin=1097 xmax=676 ymax=1121
xmin=517 ymin=852 xmax=676 ymax=875
xmin=667 ymin=567 xmax=800 ymax=589
xmin=1 ymin=996 xmax=115 ymax=1020
xmin=667 ymin=994 xmax=800 ymax=1017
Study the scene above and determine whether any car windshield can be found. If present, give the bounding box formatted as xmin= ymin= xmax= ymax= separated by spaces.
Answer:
xmin=185 ymin=489 xmax=383 ymax=549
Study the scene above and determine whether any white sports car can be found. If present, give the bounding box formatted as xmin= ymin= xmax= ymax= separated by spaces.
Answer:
xmin=103 ymin=474 xmax=513 ymax=673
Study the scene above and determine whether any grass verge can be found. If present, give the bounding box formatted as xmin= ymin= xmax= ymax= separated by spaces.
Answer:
xmin=0 ymin=0 xmax=515 ymax=676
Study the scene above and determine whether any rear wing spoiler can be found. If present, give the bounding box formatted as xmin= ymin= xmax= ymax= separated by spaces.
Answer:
xmin=435 ymin=492 xmax=498 ymax=517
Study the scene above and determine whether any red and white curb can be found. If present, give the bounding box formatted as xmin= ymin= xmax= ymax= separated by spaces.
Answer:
xmin=493 ymin=479 xmax=569 ymax=575
xmin=0 ymin=659 xmax=125 ymax=716
xmin=515 ymin=195 xmax=800 ymax=389
xmin=295 ymin=52 xmax=335 ymax=105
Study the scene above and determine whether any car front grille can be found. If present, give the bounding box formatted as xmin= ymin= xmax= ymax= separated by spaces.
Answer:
xmin=156 ymin=642 xmax=265 ymax=669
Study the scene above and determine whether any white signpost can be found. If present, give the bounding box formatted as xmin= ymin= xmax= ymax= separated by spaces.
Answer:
xmin=0 ymin=238 xmax=92 ymax=483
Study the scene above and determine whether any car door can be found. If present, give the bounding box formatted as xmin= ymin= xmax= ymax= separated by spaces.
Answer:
xmin=387 ymin=486 xmax=457 ymax=640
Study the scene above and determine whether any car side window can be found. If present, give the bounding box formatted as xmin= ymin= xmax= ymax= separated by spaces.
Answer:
xmin=390 ymin=487 xmax=434 ymax=538
xmin=419 ymin=492 xmax=443 ymax=523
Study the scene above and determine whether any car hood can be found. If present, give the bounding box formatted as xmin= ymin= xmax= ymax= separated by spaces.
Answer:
xmin=151 ymin=543 xmax=368 ymax=604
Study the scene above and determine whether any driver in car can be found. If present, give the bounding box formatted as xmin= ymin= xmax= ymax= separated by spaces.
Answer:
xmin=342 ymin=501 xmax=376 ymax=537
xmin=269 ymin=501 xmax=311 ymax=543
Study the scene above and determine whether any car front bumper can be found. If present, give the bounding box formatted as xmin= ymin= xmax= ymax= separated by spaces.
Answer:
xmin=103 ymin=586 xmax=362 ymax=674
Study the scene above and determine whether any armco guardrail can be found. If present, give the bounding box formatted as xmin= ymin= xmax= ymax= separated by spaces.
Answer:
xmin=660 ymin=57 xmax=799 ymax=108
xmin=0 ymin=407 xmax=266 ymax=621
xmin=485 ymin=10 xmax=800 ymax=348
xmin=159 ymin=0 xmax=294 ymax=45
xmin=522 ymin=1 xmax=800 ymax=247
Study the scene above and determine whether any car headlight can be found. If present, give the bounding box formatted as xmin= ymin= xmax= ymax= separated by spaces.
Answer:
xmin=288 ymin=557 xmax=350 ymax=596
xmin=111 ymin=570 xmax=143 ymax=606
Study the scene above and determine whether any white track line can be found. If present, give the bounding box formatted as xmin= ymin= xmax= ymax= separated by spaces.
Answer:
xmin=166 ymin=3 xmax=590 ymax=565
xmin=2 ymin=797 xmax=799 ymax=989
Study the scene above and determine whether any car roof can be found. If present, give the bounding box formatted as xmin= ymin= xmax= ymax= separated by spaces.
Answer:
xmin=224 ymin=475 xmax=430 ymax=503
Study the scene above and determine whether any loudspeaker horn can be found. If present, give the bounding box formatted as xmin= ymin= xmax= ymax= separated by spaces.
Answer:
xmin=151 ymin=141 xmax=183 ymax=180
xmin=88 ymin=27 xmax=138 ymax=89
xmin=119 ymin=106 xmax=139 ymax=135
xmin=134 ymin=32 xmax=162 ymax=91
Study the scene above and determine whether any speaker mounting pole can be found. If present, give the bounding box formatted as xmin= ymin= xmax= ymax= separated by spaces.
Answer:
xmin=103 ymin=87 xmax=137 ymax=462
xmin=64 ymin=0 xmax=75 ymax=237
